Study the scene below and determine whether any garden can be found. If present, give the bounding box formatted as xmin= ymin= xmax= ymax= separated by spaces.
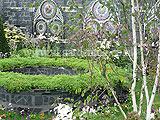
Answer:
xmin=0 ymin=0 xmax=160 ymax=120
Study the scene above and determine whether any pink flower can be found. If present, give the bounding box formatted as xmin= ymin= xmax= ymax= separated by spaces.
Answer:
xmin=0 ymin=114 xmax=6 ymax=117
xmin=73 ymin=117 xmax=76 ymax=120
xmin=151 ymin=108 xmax=154 ymax=113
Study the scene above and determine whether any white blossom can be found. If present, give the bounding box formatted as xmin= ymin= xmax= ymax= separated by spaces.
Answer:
xmin=150 ymin=113 xmax=154 ymax=119
xmin=54 ymin=103 xmax=73 ymax=120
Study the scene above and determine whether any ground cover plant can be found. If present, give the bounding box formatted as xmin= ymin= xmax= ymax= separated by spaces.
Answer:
xmin=0 ymin=0 xmax=160 ymax=119
xmin=0 ymin=57 xmax=129 ymax=93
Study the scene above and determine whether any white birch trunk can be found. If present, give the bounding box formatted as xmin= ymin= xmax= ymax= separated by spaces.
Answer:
xmin=136 ymin=0 xmax=149 ymax=115
xmin=131 ymin=0 xmax=138 ymax=112
xmin=146 ymin=27 xmax=160 ymax=120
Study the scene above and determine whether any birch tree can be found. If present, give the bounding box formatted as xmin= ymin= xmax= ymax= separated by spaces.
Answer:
xmin=136 ymin=0 xmax=149 ymax=115
xmin=146 ymin=25 xmax=160 ymax=120
xmin=131 ymin=0 xmax=138 ymax=112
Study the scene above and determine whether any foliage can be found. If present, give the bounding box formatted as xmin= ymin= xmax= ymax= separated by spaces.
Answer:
xmin=127 ymin=111 xmax=141 ymax=120
xmin=3 ymin=22 xmax=28 ymax=51
xmin=112 ymin=55 xmax=132 ymax=69
xmin=0 ymin=16 xmax=10 ymax=53
xmin=0 ymin=57 xmax=130 ymax=93
xmin=10 ymin=47 xmax=52 ymax=58
xmin=151 ymin=104 xmax=160 ymax=119
xmin=0 ymin=110 xmax=53 ymax=120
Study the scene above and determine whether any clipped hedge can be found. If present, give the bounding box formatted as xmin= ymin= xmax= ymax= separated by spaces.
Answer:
xmin=0 ymin=57 xmax=130 ymax=93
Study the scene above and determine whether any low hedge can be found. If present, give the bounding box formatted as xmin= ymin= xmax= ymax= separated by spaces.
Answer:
xmin=0 ymin=57 xmax=130 ymax=93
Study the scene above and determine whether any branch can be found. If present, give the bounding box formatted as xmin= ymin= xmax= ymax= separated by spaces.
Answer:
xmin=99 ymin=57 xmax=127 ymax=119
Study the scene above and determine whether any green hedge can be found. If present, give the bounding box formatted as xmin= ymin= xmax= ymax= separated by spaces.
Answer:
xmin=0 ymin=57 xmax=130 ymax=93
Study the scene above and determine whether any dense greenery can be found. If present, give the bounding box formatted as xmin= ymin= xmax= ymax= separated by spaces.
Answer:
xmin=0 ymin=16 xmax=9 ymax=53
xmin=4 ymin=22 xmax=29 ymax=51
xmin=0 ymin=57 xmax=130 ymax=93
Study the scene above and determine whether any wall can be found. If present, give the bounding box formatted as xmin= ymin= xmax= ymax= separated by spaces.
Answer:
xmin=0 ymin=0 xmax=84 ymax=34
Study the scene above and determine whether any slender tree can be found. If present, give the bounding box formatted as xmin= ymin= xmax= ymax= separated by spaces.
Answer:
xmin=131 ymin=0 xmax=138 ymax=112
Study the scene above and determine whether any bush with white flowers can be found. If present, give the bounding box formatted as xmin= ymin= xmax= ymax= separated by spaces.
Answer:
xmin=53 ymin=103 xmax=73 ymax=120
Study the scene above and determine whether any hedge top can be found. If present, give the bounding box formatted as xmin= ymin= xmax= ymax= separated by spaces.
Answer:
xmin=0 ymin=57 xmax=89 ymax=71
xmin=0 ymin=57 xmax=130 ymax=93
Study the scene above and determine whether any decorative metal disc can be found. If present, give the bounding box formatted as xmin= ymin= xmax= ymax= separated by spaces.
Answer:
xmin=104 ymin=21 xmax=118 ymax=34
xmin=93 ymin=1 xmax=110 ymax=21
xmin=35 ymin=20 xmax=47 ymax=34
xmin=87 ymin=21 xmax=99 ymax=34
xmin=49 ymin=20 xmax=62 ymax=35
xmin=41 ymin=1 xmax=57 ymax=20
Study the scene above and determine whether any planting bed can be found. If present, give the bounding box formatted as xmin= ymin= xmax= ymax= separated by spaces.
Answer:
xmin=0 ymin=57 xmax=130 ymax=114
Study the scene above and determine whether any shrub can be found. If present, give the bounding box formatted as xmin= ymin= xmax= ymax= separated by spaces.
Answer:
xmin=0 ymin=57 xmax=130 ymax=93
xmin=0 ymin=16 xmax=10 ymax=53
xmin=3 ymin=21 xmax=28 ymax=51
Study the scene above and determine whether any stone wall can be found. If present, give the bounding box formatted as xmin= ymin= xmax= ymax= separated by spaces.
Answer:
xmin=0 ymin=0 xmax=2 ymax=15
xmin=0 ymin=0 xmax=84 ymax=34
xmin=0 ymin=87 xmax=76 ymax=114
xmin=6 ymin=67 xmax=78 ymax=76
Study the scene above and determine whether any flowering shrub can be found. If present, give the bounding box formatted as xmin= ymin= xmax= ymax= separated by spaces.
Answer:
xmin=127 ymin=111 xmax=140 ymax=120
xmin=53 ymin=103 xmax=73 ymax=120
xmin=151 ymin=104 xmax=160 ymax=119
xmin=3 ymin=21 xmax=28 ymax=51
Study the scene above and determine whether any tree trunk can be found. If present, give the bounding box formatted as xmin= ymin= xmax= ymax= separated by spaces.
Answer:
xmin=131 ymin=0 xmax=138 ymax=112
xmin=136 ymin=0 xmax=149 ymax=115
xmin=146 ymin=27 xmax=160 ymax=120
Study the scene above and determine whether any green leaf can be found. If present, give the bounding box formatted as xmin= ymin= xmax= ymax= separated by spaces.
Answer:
xmin=24 ymin=3 xmax=26 ymax=7
xmin=87 ymin=96 xmax=91 ymax=104
xmin=75 ymin=89 xmax=78 ymax=94
xmin=74 ymin=13 xmax=80 ymax=18
xmin=81 ymin=92 xmax=84 ymax=97
xmin=69 ymin=6 xmax=74 ymax=11
xmin=65 ymin=24 xmax=70 ymax=29
xmin=63 ymin=7 xmax=66 ymax=11
xmin=123 ymin=29 xmax=128 ymax=36
xmin=30 ymin=3 xmax=33 ymax=8
xmin=131 ymin=13 xmax=135 ymax=17
xmin=71 ymin=99 xmax=74 ymax=102
xmin=78 ymin=88 xmax=81 ymax=93
xmin=35 ymin=2 xmax=40 ymax=7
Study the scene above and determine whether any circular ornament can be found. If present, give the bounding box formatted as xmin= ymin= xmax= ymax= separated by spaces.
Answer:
xmin=87 ymin=21 xmax=99 ymax=34
xmin=93 ymin=1 xmax=110 ymax=21
xmin=49 ymin=20 xmax=62 ymax=35
xmin=41 ymin=1 xmax=57 ymax=20
xmin=104 ymin=21 xmax=118 ymax=34
xmin=35 ymin=20 xmax=47 ymax=34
